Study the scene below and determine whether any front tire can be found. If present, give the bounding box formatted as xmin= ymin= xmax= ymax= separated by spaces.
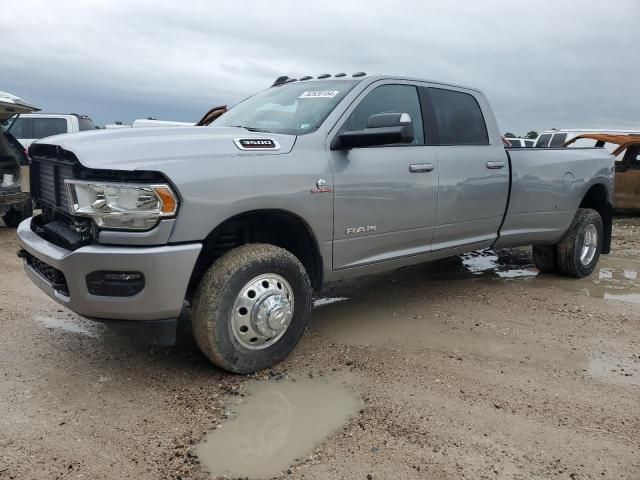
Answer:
xmin=191 ymin=244 xmax=312 ymax=374
xmin=556 ymin=208 xmax=603 ymax=278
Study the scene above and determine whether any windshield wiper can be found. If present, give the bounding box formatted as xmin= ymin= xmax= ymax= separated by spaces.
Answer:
xmin=229 ymin=125 xmax=270 ymax=133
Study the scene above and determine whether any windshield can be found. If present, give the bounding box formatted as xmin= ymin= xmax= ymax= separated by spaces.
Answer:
xmin=213 ymin=80 xmax=359 ymax=135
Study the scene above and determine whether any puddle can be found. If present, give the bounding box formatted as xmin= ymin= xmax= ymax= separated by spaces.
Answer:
xmin=195 ymin=375 xmax=361 ymax=479
xmin=33 ymin=314 xmax=100 ymax=337
xmin=461 ymin=249 xmax=539 ymax=278
xmin=547 ymin=251 xmax=640 ymax=304
xmin=446 ymin=248 xmax=640 ymax=305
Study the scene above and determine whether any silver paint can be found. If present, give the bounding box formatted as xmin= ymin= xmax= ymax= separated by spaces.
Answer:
xmin=17 ymin=75 xmax=614 ymax=323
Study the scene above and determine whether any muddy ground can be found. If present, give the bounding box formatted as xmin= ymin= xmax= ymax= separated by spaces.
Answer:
xmin=1 ymin=218 xmax=639 ymax=480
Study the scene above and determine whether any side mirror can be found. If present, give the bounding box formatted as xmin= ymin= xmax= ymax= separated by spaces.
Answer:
xmin=331 ymin=113 xmax=414 ymax=150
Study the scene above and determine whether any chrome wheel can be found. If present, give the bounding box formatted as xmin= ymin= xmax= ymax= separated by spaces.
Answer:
xmin=231 ymin=274 xmax=294 ymax=350
xmin=580 ymin=223 xmax=598 ymax=266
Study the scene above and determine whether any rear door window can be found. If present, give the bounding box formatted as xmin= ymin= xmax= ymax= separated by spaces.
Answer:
xmin=550 ymin=133 xmax=568 ymax=147
xmin=535 ymin=134 xmax=552 ymax=147
xmin=32 ymin=118 xmax=68 ymax=139
xmin=524 ymin=140 xmax=534 ymax=147
xmin=426 ymin=88 xmax=489 ymax=145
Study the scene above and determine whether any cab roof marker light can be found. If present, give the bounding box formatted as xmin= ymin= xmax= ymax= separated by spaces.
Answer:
xmin=299 ymin=75 xmax=313 ymax=81
xmin=352 ymin=72 xmax=367 ymax=77
xmin=334 ymin=72 xmax=346 ymax=77
xmin=271 ymin=76 xmax=290 ymax=87
xmin=317 ymin=73 xmax=331 ymax=79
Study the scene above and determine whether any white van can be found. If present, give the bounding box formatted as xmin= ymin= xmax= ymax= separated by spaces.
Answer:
xmin=535 ymin=129 xmax=640 ymax=151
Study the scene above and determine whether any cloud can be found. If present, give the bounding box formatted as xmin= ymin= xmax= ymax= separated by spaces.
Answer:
xmin=1 ymin=0 xmax=638 ymax=134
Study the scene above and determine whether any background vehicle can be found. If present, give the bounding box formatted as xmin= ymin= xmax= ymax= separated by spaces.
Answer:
xmin=0 ymin=92 xmax=39 ymax=226
xmin=132 ymin=118 xmax=194 ymax=128
xmin=17 ymin=73 xmax=614 ymax=373
xmin=8 ymin=113 xmax=95 ymax=148
xmin=535 ymin=128 xmax=640 ymax=150
xmin=504 ymin=137 xmax=534 ymax=147
xmin=564 ymin=133 xmax=640 ymax=210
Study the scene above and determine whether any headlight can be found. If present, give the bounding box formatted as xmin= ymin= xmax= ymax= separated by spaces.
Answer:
xmin=65 ymin=180 xmax=178 ymax=230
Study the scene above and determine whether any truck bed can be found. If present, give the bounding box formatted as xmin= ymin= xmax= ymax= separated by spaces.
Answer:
xmin=496 ymin=147 xmax=614 ymax=248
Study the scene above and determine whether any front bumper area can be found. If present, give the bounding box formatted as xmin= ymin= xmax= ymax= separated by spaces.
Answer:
xmin=17 ymin=218 xmax=202 ymax=321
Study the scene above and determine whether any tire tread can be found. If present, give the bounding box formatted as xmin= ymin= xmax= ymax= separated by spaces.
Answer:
xmin=191 ymin=243 xmax=312 ymax=373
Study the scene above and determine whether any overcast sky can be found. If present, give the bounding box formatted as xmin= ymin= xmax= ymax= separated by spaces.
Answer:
xmin=2 ymin=0 xmax=639 ymax=135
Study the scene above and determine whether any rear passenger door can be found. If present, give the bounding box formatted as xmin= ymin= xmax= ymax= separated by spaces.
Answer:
xmin=420 ymin=87 xmax=509 ymax=251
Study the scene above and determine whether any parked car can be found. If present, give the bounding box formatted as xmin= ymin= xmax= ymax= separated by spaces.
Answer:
xmin=504 ymin=137 xmax=534 ymax=148
xmin=563 ymin=133 xmax=640 ymax=210
xmin=535 ymin=128 xmax=640 ymax=150
xmin=8 ymin=113 xmax=95 ymax=148
xmin=0 ymin=92 xmax=39 ymax=227
xmin=17 ymin=73 xmax=614 ymax=373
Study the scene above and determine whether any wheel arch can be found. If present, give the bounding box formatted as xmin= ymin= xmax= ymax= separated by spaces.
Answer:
xmin=579 ymin=183 xmax=612 ymax=254
xmin=187 ymin=209 xmax=323 ymax=296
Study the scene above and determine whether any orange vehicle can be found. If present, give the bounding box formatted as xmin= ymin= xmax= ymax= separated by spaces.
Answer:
xmin=564 ymin=134 xmax=640 ymax=210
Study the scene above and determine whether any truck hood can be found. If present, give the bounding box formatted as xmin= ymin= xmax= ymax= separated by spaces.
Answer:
xmin=31 ymin=126 xmax=297 ymax=170
xmin=0 ymin=91 xmax=40 ymax=120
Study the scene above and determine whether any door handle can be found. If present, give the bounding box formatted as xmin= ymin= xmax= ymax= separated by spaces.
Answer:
xmin=409 ymin=163 xmax=434 ymax=173
xmin=486 ymin=161 xmax=506 ymax=169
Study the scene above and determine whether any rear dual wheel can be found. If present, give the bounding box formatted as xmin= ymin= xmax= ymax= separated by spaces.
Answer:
xmin=532 ymin=208 xmax=603 ymax=278
xmin=191 ymin=244 xmax=312 ymax=374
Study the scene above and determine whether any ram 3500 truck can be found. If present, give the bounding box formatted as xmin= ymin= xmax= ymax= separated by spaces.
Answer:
xmin=17 ymin=73 xmax=614 ymax=373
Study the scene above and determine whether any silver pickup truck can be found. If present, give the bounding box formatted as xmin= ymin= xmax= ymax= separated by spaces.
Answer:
xmin=17 ymin=73 xmax=614 ymax=373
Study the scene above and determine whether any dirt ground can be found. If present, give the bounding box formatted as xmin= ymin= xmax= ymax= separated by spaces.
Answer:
xmin=1 ymin=218 xmax=639 ymax=480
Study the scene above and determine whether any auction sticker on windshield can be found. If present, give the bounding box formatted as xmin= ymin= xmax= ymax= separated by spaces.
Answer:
xmin=299 ymin=90 xmax=339 ymax=99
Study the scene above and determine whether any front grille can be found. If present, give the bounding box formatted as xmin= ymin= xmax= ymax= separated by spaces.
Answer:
xmin=37 ymin=160 xmax=75 ymax=212
xmin=30 ymin=148 xmax=79 ymax=214
xmin=24 ymin=251 xmax=69 ymax=296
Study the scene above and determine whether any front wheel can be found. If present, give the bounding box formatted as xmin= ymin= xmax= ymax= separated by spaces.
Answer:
xmin=556 ymin=208 xmax=603 ymax=278
xmin=191 ymin=244 xmax=312 ymax=374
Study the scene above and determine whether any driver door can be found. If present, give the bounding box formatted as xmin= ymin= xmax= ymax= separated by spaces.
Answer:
xmin=328 ymin=82 xmax=439 ymax=270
